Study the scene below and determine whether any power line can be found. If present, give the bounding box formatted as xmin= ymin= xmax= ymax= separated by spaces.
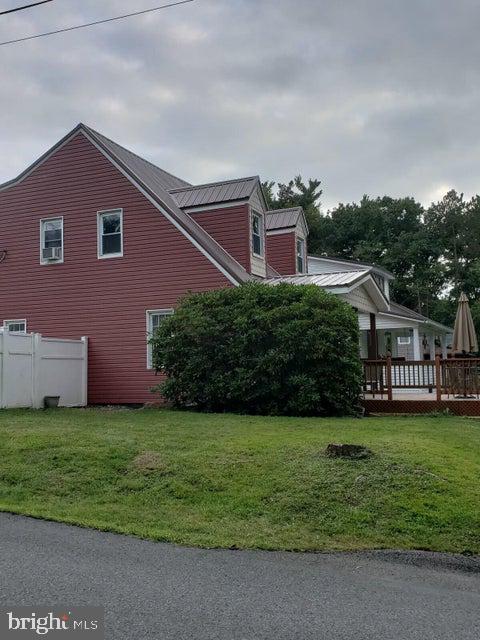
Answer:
xmin=0 ymin=0 xmax=195 ymax=46
xmin=0 ymin=0 xmax=53 ymax=16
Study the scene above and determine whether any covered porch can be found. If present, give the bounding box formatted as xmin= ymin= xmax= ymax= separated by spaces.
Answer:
xmin=359 ymin=302 xmax=452 ymax=361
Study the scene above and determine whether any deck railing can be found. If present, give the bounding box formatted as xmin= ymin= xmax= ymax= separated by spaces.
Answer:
xmin=362 ymin=356 xmax=480 ymax=400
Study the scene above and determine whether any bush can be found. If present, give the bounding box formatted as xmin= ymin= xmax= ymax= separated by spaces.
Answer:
xmin=151 ymin=282 xmax=362 ymax=416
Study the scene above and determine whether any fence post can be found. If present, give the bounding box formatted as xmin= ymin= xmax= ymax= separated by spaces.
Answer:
xmin=32 ymin=333 xmax=43 ymax=409
xmin=386 ymin=355 xmax=393 ymax=401
xmin=2 ymin=330 xmax=11 ymax=409
xmin=435 ymin=354 xmax=442 ymax=402
xmin=0 ymin=332 xmax=4 ymax=409
xmin=81 ymin=337 xmax=88 ymax=407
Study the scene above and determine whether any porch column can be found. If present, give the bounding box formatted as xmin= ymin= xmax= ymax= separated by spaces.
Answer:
xmin=412 ymin=326 xmax=421 ymax=360
xmin=368 ymin=313 xmax=378 ymax=359
xmin=429 ymin=333 xmax=436 ymax=360
xmin=440 ymin=335 xmax=447 ymax=359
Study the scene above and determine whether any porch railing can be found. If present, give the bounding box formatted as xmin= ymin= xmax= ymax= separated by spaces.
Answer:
xmin=362 ymin=356 xmax=480 ymax=400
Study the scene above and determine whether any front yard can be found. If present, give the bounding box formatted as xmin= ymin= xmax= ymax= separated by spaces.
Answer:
xmin=0 ymin=408 xmax=478 ymax=553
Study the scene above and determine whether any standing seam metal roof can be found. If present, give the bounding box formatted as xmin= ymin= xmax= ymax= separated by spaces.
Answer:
xmin=266 ymin=207 xmax=303 ymax=231
xmin=83 ymin=127 xmax=191 ymax=192
xmin=264 ymin=271 xmax=369 ymax=287
xmin=385 ymin=302 xmax=452 ymax=331
xmin=169 ymin=177 xmax=258 ymax=209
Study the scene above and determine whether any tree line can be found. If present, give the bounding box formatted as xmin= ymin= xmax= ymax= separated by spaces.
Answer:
xmin=263 ymin=177 xmax=480 ymax=332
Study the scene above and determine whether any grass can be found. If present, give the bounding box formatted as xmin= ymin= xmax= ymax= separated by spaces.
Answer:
xmin=0 ymin=408 xmax=479 ymax=553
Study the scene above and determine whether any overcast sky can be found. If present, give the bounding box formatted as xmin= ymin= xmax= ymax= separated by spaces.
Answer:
xmin=1 ymin=0 xmax=479 ymax=210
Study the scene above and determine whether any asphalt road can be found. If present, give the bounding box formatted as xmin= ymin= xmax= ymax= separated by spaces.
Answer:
xmin=0 ymin=513 xmax=479 ymax=640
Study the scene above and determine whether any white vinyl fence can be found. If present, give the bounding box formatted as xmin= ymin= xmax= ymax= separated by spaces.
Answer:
xmin=0 ymin=330 xmax=88 ymax=409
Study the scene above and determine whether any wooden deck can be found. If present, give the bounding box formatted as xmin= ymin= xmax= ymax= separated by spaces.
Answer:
xmin=362 ymin=357 xmax=480 ymax=415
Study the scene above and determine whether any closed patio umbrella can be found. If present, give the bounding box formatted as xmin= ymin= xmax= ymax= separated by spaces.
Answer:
xmin=450 ymin=293 xmax=478 ymax=398
xmin=452 ymin=292 xmax=478 ymax=354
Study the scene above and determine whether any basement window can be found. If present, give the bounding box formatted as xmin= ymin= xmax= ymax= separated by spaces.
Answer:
xmin=296 ymin=238 xmax=306 ymax=273
xmin=98 ymin=209 xmax=123 ymax=258
xmin=251 ymin=210 xmax=264 ymax=257
xmin=40 ymin=217 xmax=63 ymax=264
xmin=146 ymin=309 xmax=174 ymax=369
xmin=3 ymin=319 xmax=26 ymax=333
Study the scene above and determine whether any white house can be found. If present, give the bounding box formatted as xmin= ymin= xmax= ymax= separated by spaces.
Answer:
xmin=307 ymin=255 xmax=452 ymax=360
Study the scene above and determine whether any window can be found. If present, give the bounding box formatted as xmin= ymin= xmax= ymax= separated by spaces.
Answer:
xmin=4 ymin=319 xmax=26 ymax=333
xmin=373 ymin=273 xmax=386 ymax=294
xmin=296 ymin=238 xmax=306 ymax=273
xmin=251 ymin=210 xmax=264 ymax=257
xmin=98 ymin=209 xmax=123 ymax=258
xmin=397 ymin=335 xmax=411 ymax=345
xmin=40 ymin=217 xmax=63 ymax=264
xmin=146 ymin=309 xmax=174 ymax=368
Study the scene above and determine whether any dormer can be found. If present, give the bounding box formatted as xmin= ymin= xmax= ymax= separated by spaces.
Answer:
xmin=170 ymin=176 xmax=269 ymax=278
xmin=265 ymin=208 xmax=309 ymax=276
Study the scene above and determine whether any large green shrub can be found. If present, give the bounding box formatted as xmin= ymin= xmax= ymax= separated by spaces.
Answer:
xmin=151 ymin=282 xmax=362 ymax=416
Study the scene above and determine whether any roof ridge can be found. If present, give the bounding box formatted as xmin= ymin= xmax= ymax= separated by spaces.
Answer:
xmin=169 ymin=175 xmax=258 ymax=194
xmin=266 ymin=206 xmax=303 ymax=214
xmin=82 ymin=124 xmax=191 ymax=187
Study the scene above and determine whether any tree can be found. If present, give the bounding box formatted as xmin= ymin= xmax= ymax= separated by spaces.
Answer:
xmin=423 ymin=191 xmax=480 ymax=333
xmin=319 ymin=195 xmax=445 ymax=316
xmin=151 ymin=282 xmax=362 ymax=416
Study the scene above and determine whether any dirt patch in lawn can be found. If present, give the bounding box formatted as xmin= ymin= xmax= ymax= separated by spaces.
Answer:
xmin=133 ymin=451 xmax=167 ymax=474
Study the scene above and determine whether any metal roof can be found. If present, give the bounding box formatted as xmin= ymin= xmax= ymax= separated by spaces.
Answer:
xmin=308 ymin=255 xmax=394 ymax=279
xmin=266 ymin=207 xmax=303 ymax=231
xmin=386 ymin=302 xmax=426 ymax=321
xmin=84 ymin=126 xmax=191 ymax=192
xmin=169 ymin=177 xmax=258 ymax=209
xmin=264 ymin=271 xmax=369 ymax=287
xmin=384 ymin=302 xmax=453 ymax=332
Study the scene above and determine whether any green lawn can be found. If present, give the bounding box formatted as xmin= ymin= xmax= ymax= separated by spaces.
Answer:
xmin=0 ymin=408 xmax=479 ymax=553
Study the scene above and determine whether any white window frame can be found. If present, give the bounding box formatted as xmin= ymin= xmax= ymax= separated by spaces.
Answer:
xmin=97 ymin=208 xmax=123 ymax=259
xmin=397 ymin=335 xmax=411 ymax=345
xmin=146 ymin=309 xmax=174 ymax=369
xmin=3 ymin=319 xmax=27 ymax=333
xmin=296 ymin=237 xmax=306 ymax=273
xmin=251 ymin=209 xmax=264 ymax=258
xmin=40 ymin=216 xmax=64 ymax=265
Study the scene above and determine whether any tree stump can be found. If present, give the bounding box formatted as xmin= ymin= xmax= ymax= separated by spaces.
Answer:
xmin=325 ymin=443 xmax=372 ymax=459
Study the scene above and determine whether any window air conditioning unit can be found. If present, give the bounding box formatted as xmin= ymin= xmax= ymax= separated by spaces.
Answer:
xmin=42 ymin=247 xmax=62 ymax=261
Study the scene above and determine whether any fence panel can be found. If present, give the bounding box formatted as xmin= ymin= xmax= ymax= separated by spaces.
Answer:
xmin=0 ymin=330 xmax=88 ymax=409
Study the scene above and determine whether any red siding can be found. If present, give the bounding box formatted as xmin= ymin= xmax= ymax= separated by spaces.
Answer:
xmin=0 ymin=133 xmax=233 ymax=404
xmin=266 ymin=232 xmax=296 ymax=275
xmin=189 ymin=205 xmax=250 ymax=272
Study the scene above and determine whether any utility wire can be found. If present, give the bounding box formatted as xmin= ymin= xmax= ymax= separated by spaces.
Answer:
xmin=0 ymin=0 xmax=195 ymax=46
xmin=0 ymin=0 xmax=53 ymax=16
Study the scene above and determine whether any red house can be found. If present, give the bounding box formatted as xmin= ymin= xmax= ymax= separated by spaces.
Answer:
xmin=0 ymin=124 xmax=308 ymax=404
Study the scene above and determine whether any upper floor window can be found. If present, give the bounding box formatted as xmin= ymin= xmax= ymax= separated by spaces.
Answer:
xmin=4 ymin=319 xmax=26 ymax=333
xmin=373 ymin=273 xmax=386 ymax=295
xmin=98 ymin=209 xmax=123 ymax=258
xmin=251 ymin=210 xmax=264 ymax=257
xmin=40 ymin=217 xmax=63 ymax=264
xmin=146 ymin=309 xmax=174 ymax=368
xmin=296 ymin=237 xmax=306 ymax=273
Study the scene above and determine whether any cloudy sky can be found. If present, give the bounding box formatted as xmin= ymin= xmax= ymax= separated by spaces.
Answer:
xmin=1 ymin=0 xmax=479 ymax=209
